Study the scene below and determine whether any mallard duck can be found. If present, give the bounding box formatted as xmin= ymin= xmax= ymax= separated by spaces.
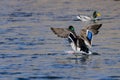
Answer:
xmin=51 ymin=23 xmax=102 ymax=55
xmin=77 ymin=11 xmax=101 ymax=22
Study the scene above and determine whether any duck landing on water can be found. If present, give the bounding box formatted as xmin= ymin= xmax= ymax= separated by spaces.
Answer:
xmin=51 ymin=23 xmax=102 ymax=55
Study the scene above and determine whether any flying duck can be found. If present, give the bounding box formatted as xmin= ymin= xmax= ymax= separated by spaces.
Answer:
xmin=76 ymin=11 xmax=101 ymax=22
xmin=51 ymin=23 xmax=102 ymax=55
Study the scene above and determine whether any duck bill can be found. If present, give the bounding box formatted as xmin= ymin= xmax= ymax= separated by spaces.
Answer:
xmin=97 ymin=12 xmax=101 ymax=17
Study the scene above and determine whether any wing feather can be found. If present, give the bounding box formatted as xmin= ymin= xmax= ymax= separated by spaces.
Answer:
xmin=85 ymin=24 xmax=102 ymax=35
xmin=79 ymin=24 xmax=102 ymax=48
xmin=51 ymin=27 xmax=70 ymax=38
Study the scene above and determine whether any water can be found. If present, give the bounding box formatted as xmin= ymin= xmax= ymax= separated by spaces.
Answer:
xmin=0 ymin=0 xmax=120 ymax=80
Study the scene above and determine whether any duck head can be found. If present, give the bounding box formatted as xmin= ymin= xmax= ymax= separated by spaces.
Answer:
xmin=93 ymin=11 xmax=101 ymax=18
xmin=68 ymin=25 xmax=75 ymax=32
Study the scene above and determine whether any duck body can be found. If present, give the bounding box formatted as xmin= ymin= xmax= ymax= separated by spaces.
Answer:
xmin=77 ymin=15 xmax=92 ymax=22
xmin=51 ymin=24 xmax=102 ymax=55
xmin=68 ymin=32 xmax=89 ymax=53
xmin=68 ymin=29 xmax=94 ymax=54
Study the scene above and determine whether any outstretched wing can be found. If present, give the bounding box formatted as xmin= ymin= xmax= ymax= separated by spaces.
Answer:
xmin=51 ymin=27 xmax=70 ymax=38
xmin=80 ymin=24 xmax=102 ymax=48
xmin=85 ymin=24 xmax=102 ymax=35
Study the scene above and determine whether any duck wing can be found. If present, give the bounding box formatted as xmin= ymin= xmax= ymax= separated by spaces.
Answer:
xmin=85 ymin=24 xmax=102 ymax=35
xmin=51 ymin=27 xmax=70 ymax=38
xmin=79 ymin=24 xmax=102 ymax=48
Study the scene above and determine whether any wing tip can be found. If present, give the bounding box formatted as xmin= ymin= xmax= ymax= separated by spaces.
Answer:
xmin=50 ymin=27 xmax=54 ymax=31
xmin=50 ymin=27 xmax=56 ymax=34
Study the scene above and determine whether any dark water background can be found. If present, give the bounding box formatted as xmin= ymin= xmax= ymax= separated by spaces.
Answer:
xmin=0 ymin=0 xmax=120 ymax=80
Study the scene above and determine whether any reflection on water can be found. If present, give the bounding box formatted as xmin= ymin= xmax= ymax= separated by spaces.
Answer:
xmin=0 ymin=0 xmax=120 ymax=80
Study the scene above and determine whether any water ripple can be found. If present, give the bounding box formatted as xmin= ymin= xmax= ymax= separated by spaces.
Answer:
xmin=52 ymin=63 xmax=73 ymax=69
xmin=0 ymin=72 xmax=21 ymax=75
xmin=0 ymin=54 xmax=27 ymax=58
xmin=17 ymin=78 xmax=29 ymax=80
xmin=99 ymin=76 xmax=120 ymax=80
xmin=29 ymin=76 xmax=63 ymax=80
xmin=9 ymin=12 xmax=33 ymax=17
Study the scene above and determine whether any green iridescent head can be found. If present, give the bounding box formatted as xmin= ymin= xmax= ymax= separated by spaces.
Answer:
xmin=68 ymin=25 xmax=74 ymax=32
xmin=93 ymin=11 xmax=101 ymax=18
